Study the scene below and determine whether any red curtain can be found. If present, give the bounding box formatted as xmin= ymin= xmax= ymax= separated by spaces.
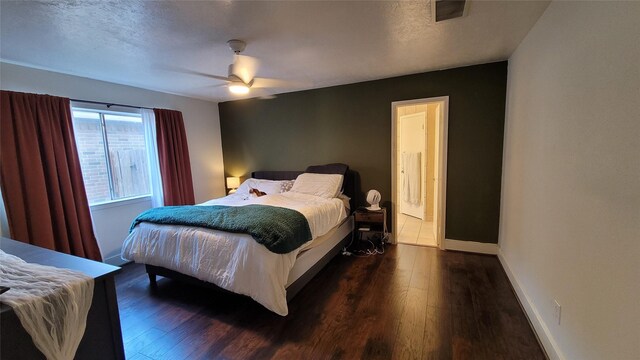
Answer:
xmin=154 ymin=108 xmax=195 ymax=205
xmin=0 ymin=91 xmax=102 ymax=261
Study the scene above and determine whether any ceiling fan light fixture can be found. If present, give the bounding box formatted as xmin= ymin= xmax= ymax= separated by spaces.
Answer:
xmin=229 ymin=83 xmax=250 ymax=94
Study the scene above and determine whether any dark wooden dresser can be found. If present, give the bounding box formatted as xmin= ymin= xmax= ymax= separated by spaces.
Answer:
xmin=0 ymin=237 xmax=125 ymax=360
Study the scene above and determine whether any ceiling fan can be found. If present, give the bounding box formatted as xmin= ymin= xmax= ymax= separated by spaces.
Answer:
xmin=185 ymin=39 xmax=305 ymax=97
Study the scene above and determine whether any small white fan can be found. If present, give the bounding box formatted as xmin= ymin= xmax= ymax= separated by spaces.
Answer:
xmin=366 ymin=190 xmax=381 ymax=211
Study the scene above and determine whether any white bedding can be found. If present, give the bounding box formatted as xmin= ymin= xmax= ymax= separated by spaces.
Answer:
xmin=121 ymin=191 xmax=347 ymax=315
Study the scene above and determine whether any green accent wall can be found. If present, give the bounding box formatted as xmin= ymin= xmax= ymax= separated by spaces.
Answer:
xmin=219 ymin=61 xmax=507 ymax=244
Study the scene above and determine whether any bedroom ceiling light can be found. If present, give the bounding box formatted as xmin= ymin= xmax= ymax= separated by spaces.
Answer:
xmin=228 ymin=83 xmax=250 ymax=94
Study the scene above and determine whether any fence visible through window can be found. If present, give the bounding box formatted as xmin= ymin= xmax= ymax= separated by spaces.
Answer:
xmin=72 ymin=109 xmax=151 ymax=205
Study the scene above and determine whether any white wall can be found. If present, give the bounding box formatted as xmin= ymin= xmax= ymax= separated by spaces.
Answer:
xmin=1 ymin=62 xmax=225 ymax=264
xmin=90 ymin=198 xmax=153 ymax=265
xmin=500 ymin=2 xmax=639 ymax=360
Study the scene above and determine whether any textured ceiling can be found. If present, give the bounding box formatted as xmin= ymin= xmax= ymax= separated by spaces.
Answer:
xmin=0 ymin=1 xmax=549 ymax=102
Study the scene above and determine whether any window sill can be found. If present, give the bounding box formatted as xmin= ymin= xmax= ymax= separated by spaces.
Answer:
xmin=89 ymin=195 xmax=152 ymax=211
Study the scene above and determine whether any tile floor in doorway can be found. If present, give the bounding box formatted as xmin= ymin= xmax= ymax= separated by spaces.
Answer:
xmin=397 ymin=213 xmax=437 ymax=247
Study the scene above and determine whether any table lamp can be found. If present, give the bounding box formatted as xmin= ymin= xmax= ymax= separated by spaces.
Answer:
xmin=226 ymin=176 xmax=240 ymax=194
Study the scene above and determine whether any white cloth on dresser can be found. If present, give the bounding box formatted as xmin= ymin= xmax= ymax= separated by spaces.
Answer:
xmin=0 ymin=250 xmax=94 ymax=360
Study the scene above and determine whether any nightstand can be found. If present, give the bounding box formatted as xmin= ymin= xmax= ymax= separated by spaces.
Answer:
xmin=354 ymin=207 xmax=387 ymax=244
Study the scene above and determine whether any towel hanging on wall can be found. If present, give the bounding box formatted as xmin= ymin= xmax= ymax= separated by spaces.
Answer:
xmin=402 ymin=152 xmax=421 ymax=205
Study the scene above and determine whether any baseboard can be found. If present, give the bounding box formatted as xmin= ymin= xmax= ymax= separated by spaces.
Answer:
xmin=443 ymin=238 xmax=498 ymax=254
xmin=103 ymin=253 xmax=129 ymax=266
xmin=497 ymin=248 xmax=564 ymax=360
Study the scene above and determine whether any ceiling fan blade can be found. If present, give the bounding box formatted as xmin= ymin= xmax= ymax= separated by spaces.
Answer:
xmin=252 ymin=77 xmax=312 ymax=89
xmin=184 ymin=71 xmax=229 ymax=82
xmin=251 ymin=88 xmax=277 ymax=100
xmin=203 ymin=74 xmax=231 ymax=82
xmin=189 ymin=83 xmax=228 ymax=91
xmin=233 ymin=54 xmax=260 ymax=84
xmin=160 ymin=65 xmax=230 ymax=82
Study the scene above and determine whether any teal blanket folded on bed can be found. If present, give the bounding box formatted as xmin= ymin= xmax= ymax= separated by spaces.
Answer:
xmin=130 ymin=205 xmax=312 ymax=254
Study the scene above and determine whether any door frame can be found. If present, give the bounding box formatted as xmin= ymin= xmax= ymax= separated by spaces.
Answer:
xmin=391 ymin=96 xmax=449 ymax=249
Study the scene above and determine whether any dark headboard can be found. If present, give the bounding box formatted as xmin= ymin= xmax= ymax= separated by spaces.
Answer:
xmin=252 ymin=169 xmax=358 ymax=212
xmin=252 ymin=170 xmax=303 ymax=181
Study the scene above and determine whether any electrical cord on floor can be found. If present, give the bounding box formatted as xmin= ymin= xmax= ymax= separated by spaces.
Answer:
xmin=343 ymin=216 xmax=390 ymax=257
xmin=344 ymin=234 xmax=386 ymax=257
xmin=342 ymin=231 xmax=355 ymax=256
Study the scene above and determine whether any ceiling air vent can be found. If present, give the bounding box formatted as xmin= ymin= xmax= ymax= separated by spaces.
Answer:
xmin=435 ymin=0 xmax=467 ymax=22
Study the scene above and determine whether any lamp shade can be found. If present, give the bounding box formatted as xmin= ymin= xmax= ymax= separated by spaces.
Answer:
xmin=226 ymin=176 xmax=240 ymax=189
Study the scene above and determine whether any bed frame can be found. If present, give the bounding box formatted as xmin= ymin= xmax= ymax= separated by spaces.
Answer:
xmin=145 ymin=167 xmax=358 ymax=302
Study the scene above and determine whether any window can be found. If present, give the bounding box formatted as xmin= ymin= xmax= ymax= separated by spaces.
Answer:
xmin=72 ymin=108 xmax=151 ymax=205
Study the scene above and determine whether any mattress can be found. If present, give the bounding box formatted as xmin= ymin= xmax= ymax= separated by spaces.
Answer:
xmin=121 ymin=192 xmax=347 ymax=316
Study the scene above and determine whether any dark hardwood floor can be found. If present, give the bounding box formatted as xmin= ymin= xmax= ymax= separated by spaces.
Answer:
xmin=115 ymin=244 xmax=546 ymax=360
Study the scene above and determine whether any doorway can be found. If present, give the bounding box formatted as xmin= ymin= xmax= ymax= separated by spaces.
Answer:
xmin=391 ymin=97 xmax=448 ymax=249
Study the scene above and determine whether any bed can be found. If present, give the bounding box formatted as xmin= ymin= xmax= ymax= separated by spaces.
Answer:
xmin=121 ymin=165 xmax=357 ymax=316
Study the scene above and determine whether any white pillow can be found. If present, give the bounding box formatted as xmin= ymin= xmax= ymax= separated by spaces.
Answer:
xmin=289 ymin=173 xmax=343 ymax=199
xmin=236 ymin=178 xmax=286 ymax=195
xmin=338 ymin=193 xmax=351 ymax=210
xmin=280 ymin=180 xmax=295 ymax=193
